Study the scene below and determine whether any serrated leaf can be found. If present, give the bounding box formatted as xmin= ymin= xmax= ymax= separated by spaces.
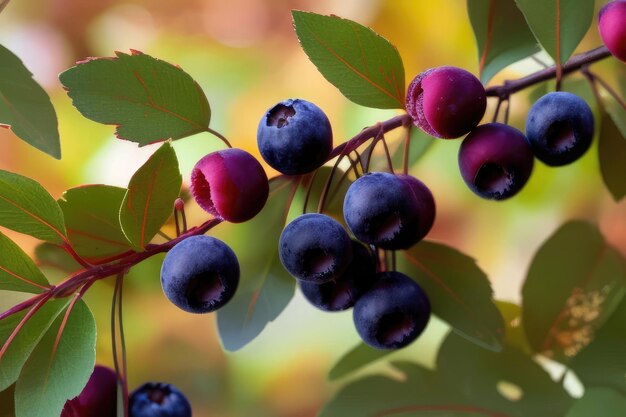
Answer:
xmin=570 ymin=297 xmax=626 ymax=394
xmin=397 ymin=241 xmax=505 ymax=351
xmin=0 ymin=44 xmax=60 ymax=159
xmin=328 ymin=342 xmax=393 ymax=381
xmin=566 ymin=388 xmax=626 ymax=417
xmin=15 ymin=299 xmax=96 ymax=417
xmin=467 ymin=0 xmax=540 ymax=83
xmin=292 ymin=11 xmax=405 ymax=109
xmin=0 ymin=170 xmax=67 ymax=244
xmin=59 ymin=185 xmax=133 ymax=260
xmin=514 ymin=0 xmax=594 ymax=64
xmin=120 ymin=142 xmax=181 ymax=250
xmin=522 ymin=220 xmax=626 ymax=363
xmin=321 ymin=361 xmax=506 ymax=417
xmin=0 ymin=298 xmax=69 ymax=392
xmin=598 ymin=107 xmax=626 ymax=202
xmin=59 ymin=50 xmax=210 ymax=145
xmin=0 ymin=232 xmax=49 ymax=293
xmin=217 ymin=177 xmax=298 ymax=351
xmin=437 ymin=331 xmax=574 ymax=417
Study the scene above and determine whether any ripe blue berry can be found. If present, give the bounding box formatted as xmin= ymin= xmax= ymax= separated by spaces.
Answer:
xmin=191 ymin=148 xmax=269 ymax=223
xmin=61 ymin=365 xmax=117 ymax=417
xmin=406 ymin=66 xmax=486 ymax=139
xmin=353 ymin=271 xmax=431 ymax=350
xmin=397 ymin=174 xmax=436 ymax=243
xmin=161 ymin=235 xmax=239 ymax=314
xmin=459 ymin=123 xmax=534 ymax=200
xmin=343 ymin=172 xmax=430 ymax=249
xmin=279 ymin=213 xmax=352 ymax=284
xmin=599 ymin=0 xmax=626 ymax=62
xmin=299 ymin=240 xmax=377 ymax=311
xmin=129 ymin=382 xmax=191 ymax=417
xmin=525 ymin=92 xmax=595 ymax=166
xmin=257 ymin=98 xmax=333 ymax=175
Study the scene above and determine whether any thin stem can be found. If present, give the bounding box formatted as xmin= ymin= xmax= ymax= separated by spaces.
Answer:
xmin=492 ymin=98 xmax=504 ymax=123
xmin=157 ymin=230 xmax=173 ymax=241
xmin=588 ymin=69 xmax=626 ymax=109
xmin=531 ymin=55 xmax=550 ymax=68
xmin=118 ymin=273 xmax=129 ymax=417
xmin=206 ymin=127 xmax=232 ymax=148
xmin=62 ymin=242 xmax=92 ymax=269
xmin=485 ymin=46 xmax=611 ymax=98
xmin=503 ymin=98 xmax=511 ymax=125
xmin=380 ymin=135 xmax=395 ymax=173
xmin=402 ymin=125 xmax=411 ymax=175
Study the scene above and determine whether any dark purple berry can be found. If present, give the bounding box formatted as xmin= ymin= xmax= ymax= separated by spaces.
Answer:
xmin=61 ymin=365 xmax=117 ymax=417
xmin=161 ymin=235 xmax=239 ymax=314
xmin=190 ymin=148 xmax=269 ymax=223
xmin=406 ymin=66 xmax=486 ymax=139
xmin=299 ymin=240 xmax=377 ymax=311
xmin=525 ymin=92 xmax=595 ymax=166
xmin=279 ymin=213 xmax=352 ymax=284
xmin=129 ymin=382 xmax=191 ymax=417
xmin=353 ymin=271 xmax=431 ymax=350
xmin=396 ymin=175 xmax=436 ymax=243
xmin=599 ymin=0 xmax=626 ymax=62
xmin=458 ymin=123 xmax=534 ymax=200
xmin=343 ymin=172 xmax=429 ymax=250
xmin=257 ymin=98 xmax=333 ymax=175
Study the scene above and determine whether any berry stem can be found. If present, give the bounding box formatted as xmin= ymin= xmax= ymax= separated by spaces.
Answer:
xmin=485 ymin=46 xmax=612 ymax=98
xmin=206 ymin=127 xmax=233 ymax=148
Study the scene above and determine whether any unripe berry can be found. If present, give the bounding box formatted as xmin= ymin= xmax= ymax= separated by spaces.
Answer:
xmin=191 ymin=148 xmax=269 ymax=223
xmin=598 ymin=0 xmax=626 ymax=62
xmin=406 ymin=66 xmax=486 ymax=139
xmin=458 ymin=123 xmax=534 ymax=200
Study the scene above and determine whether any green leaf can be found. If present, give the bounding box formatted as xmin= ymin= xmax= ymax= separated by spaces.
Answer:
xmin=59 ymin=50 xmax=211 ymax=145
xmin=15 ymin=299 xmax=96 ymax=417
xmin=566 ymin=388 xmax=626 ymax=417
xmin=570 ymin=297 xmax=626 ymax=394
xmin=397 ymin=241 xmax=505 ymax=351
xmin=0 ymin=384 xmax=14 ymax=417
xmin=0 ymin=298 xmax=70 ymax=392
xmin=467 ymin=0 xmax=540 ymax=83
xmin=217 ymin=177 xmax=298 ymax=351
xmin=0 ymin=44 xmax=60 ymax=159
xmin=292 ymin=11 xmax=405 ymax=109
xmin=495 ymin=301 xmax=532 ymax=354
xmin=598 ymin=108 xmax=626 ymax=202
xmin=514 ymin=0 xmax=594 ymax=64
xmin=328 ymin=342 xmax=393 ymax=381
xmin=59 ymin=185 xmax=133 ymax=260
xmin=120 ymin=142 xmax=181 ymax=250
xmin=437 ymin=331 xmax=574 ymax=417
xmin=0 ymin=170 xmax=67 ymax=244
xmin=321 ymin=361 xmax=504 ymax=417
xmin=34 ymin=243 xmax=81 ymax=275
xmin=522 ymin=220 xmax=626 ymax=363
xmin=603 ymin=87 xmax=626 ymax=138
xmin=0 ymin=232 xmax=49 ymax=293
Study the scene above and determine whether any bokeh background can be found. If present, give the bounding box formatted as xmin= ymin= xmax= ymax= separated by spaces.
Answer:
xmin=0 ymin=1 xmax=624 ymax=416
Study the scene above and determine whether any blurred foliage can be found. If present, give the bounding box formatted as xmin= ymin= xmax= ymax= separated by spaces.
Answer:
xmin=0 ymin=1 xmax=624 ymax=416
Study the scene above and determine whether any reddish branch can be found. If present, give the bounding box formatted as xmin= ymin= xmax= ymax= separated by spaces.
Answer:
xmin=0 ymin=45 xmax=616 ymax=324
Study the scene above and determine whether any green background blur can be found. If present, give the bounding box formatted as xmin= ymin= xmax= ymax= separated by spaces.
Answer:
xmin=0 ymin=1 xmax=624 ymax=416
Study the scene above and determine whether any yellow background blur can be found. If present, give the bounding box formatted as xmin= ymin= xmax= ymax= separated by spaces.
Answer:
xmin=0 ymin=1 xmax=624 ymax=416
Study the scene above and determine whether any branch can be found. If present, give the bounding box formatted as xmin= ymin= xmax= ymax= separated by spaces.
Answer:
xmin=486 ymin=46 xmax=612 ymax=98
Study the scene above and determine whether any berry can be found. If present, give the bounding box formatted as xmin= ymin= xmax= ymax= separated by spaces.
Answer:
xmin=406 ymin=66 xmax=486 ymax=139
xmin=161 ymin=235 xmax=239 ymax=314
xmin=525 ymin=92 xmax=595 ymax=166
xmin=129 ymin=382 xmax=191 ymax=417
xmin=61 ymin=365 xmax=117 ymax=417
xmin=396 ymin=174 xmax=436 ymax=243
xmin=279 ymin=213 xmax=352 ymax=283
xmin=190 ymin=148 xmax=269 ymax=223
xmin=299 ymin=240 xmax=377 ymax=311
xmin=598 ymin=0 xmax=626 ymax=62
xmin=458 ymin=123 xmax=534 ymax=200
xmin=353 ymin=271 xmax=431 ymax=350
xmin=343 ymin=172 xmax=429 ymax=249
xmin=257 ymin=98 xmax=333 ymax=175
